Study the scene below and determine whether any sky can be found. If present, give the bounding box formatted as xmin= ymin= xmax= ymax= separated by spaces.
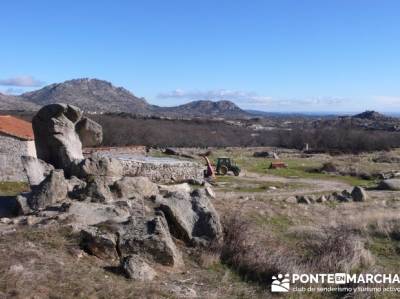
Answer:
xmin=1 ymin=0 xmax=400 ymax=113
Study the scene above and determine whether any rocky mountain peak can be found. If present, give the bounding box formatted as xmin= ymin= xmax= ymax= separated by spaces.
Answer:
xmin=353 ymin=110 xmax=388 ymax=120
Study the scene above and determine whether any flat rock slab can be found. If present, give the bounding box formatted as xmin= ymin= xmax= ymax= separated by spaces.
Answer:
xmin=94 ymin=153 xmax=204 ymax=184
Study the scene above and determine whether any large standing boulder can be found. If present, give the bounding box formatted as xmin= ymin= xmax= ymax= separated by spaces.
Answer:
xmin=32 ymin=104 xmax=84 ymax=169
xmin=32 ymin=104 xmax=103 ymax=170
xmin=76 ymin=117 xmax=103 ymax=147
xmin=157 ymin=189 xmax=223 ymax=246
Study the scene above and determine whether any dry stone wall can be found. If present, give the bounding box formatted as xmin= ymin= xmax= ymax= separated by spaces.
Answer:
xmin=112 ymin=155 xmax=203 ymax=184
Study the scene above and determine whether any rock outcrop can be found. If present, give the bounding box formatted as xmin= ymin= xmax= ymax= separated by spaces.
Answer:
xmin=7 ymin=103 xmax=221 ymax=282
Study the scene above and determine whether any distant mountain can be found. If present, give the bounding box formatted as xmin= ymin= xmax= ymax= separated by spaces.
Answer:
xmin=20 ymin=78 xmax=151 ymax=114
xmin=0 ymin=78 xmax=252 ymax=118
xmin=352 ymin=110 xmax=392 ymax=120
xmin=159 ymin=100 xmax=250 ymax=118
xmin=310 ymin=110 xmax=400 ymax=132
xmin=0 ymin=93 xmax=39 ymax=111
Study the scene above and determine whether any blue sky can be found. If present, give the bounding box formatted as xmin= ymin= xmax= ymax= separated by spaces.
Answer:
xmin=1 ymin=0 xmax=400 ymax=112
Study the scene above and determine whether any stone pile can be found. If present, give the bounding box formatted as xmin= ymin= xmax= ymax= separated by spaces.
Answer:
xmin=8 ymin=103 xmax=222 ymax=281
xmin=293 ymin=186 xmax=368 ymax=204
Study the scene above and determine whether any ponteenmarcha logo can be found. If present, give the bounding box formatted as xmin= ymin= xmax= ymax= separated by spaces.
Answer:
xmin=271 ymin=274 xmax=290 ymax=292
xmin=271 ymin=272 xmax=400 ymax=293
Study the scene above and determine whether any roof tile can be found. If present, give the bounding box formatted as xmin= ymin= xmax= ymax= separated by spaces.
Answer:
xmin=0 ymin=115 xmax=34 ymax=140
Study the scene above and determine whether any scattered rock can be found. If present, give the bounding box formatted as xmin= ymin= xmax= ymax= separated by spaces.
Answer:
xmin=168 ymin=284 xmax=197 ymax=298
xmin=80 ymin=227 xmax=119 ymax=261
xmin=253 ymin=151 xmax=279 ymax=159
xmin=76 ymin=176 xmax=114 ymax=203
xmin=333 ymin=192 xmax=352 ymax=202
xmin=121 ymin=255 xmax=156 ymax=281
xmin=0 ymin=218 xmax=11 ymax=224
xmin=316 ymin=195 xmax=327 ymax=203
xmin=285 ymin=196 xmax=297 ymax=203
xmin=351 ymin=186 xmax=368 ymax=202
xmin=379 ymin=179 xmax=400 ymax=191
xmin=297 ymin=195 xmax=311 ymax=204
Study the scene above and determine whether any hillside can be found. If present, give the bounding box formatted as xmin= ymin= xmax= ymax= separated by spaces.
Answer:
xmin=20 ymin=78 xmax=151 ymax=114
xmin=0 ymin=93 xmax=39 ymax=111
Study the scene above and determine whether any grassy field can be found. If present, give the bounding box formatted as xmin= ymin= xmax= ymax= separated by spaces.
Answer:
xmin=205 ymin=148 xmax=378 ymax=187
xmin=0 ymin=181 xmax=28 ymax=196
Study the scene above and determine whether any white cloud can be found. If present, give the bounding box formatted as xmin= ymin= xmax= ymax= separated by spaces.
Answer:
xmin=0 ymin=76 xmax=44 ymax=87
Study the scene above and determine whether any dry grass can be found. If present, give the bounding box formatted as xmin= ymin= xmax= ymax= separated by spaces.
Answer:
xmin=217 ymin=204 xmax=400 ymax=297
xmin=0 ymin=224 xmax=264 ymax=298
xmin=0 ymin=226 xmax=167 ymax=298
xmin=220 ymin=215 xmax=374 ymax=282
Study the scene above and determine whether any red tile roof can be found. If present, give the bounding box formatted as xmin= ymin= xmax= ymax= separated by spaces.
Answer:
xmin=0 ymin=115 xmax=34 ymax=140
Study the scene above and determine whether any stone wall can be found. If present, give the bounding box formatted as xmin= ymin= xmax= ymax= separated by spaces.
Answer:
xmin=121 ymin=159 xmax=204 ymax=184
xmin=83 ymin=146 xmax=146 ymax=157
xmin=0 ymin=134 xmax=35 ymax=182
xmin=94 ymin=153 xmax=204 ymax=184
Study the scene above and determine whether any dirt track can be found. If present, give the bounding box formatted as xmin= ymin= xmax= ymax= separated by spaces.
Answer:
xmin=215 ymin=170 xmax=352 ymax=200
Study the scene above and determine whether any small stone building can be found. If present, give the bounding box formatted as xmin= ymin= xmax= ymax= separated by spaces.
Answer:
xmin=0 ymin=115 xmax=36 ymax=181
